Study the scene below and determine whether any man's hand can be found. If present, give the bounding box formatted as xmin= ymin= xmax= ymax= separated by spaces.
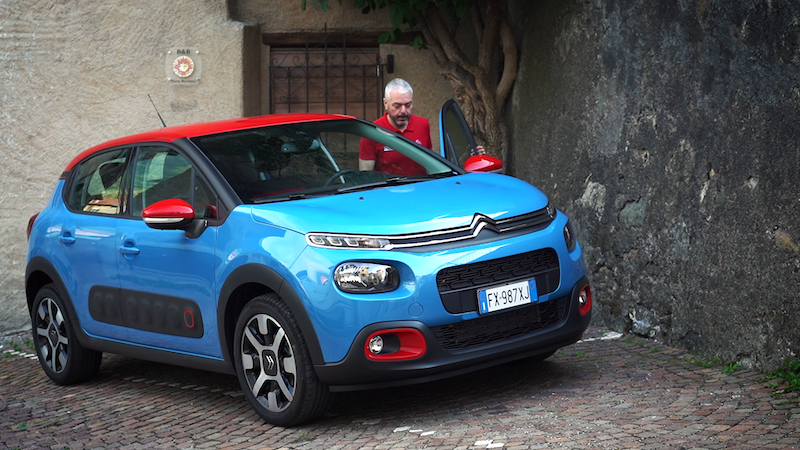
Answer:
xmin=471 ymin=146 xmax=486 ymax=156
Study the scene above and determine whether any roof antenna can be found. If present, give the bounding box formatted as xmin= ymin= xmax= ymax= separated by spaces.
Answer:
xmin=148 ymin=94 xmax=167 ymax=127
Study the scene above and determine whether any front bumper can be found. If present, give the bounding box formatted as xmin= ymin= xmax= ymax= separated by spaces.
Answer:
xmin=314 ymin=276 xmax=591 ymax=391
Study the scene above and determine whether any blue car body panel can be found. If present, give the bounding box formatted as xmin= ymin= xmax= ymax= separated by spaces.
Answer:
xmin=249 ymin=173 xmax=547 ymax=235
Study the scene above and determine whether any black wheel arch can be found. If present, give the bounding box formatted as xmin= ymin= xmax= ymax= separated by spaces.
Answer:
xmin=26 ymin=256 xmax=78 ymax=324
xmin=218 ymin=263 xmax=325 ymax=366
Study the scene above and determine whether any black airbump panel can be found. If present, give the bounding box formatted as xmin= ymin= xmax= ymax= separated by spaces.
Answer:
xmin=89 ymin=286 xmax=204 ymax=338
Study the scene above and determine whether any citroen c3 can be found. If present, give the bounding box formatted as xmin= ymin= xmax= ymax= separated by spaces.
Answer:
xmin=25 ymin=100 xmax=592 ymax=426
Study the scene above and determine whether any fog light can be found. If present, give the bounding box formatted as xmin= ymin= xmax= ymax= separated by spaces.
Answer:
xmin=368 ymin=335 xmax=384 ymax=355
xmin=578 ymin=285 xmax=592 ymax=316
xmin=364 ymin=328 xmax=427 ymax=361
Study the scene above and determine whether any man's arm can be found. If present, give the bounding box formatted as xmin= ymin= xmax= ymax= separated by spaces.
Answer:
xmin=359 ymin=136 xmax=378 ymax=171
xmin=359 ymin=158 xmax=376 ymax=171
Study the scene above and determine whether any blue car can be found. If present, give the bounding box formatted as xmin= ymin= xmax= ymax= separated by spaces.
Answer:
xmin=25 ymin=100 xmax=591 ymax=426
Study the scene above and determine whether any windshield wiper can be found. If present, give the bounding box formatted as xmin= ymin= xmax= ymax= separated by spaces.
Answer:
xmin=335 ymin=172 xmax=457 ymax=195
xmin=252 ymin=193 xmax=309 ymax=204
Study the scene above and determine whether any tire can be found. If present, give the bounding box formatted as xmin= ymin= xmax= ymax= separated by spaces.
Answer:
xmin=233 ymin=293 xmax=331 ymax=426
xmin=31 ymin=284 xmax=102 ymax=385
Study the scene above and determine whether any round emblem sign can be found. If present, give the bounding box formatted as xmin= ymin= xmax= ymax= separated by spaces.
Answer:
xmin=172 ymin=56 xmax=195 ymax=78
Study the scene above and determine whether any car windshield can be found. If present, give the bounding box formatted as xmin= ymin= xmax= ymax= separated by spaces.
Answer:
xmin=191 ymin=119 xmax=460 ymax=203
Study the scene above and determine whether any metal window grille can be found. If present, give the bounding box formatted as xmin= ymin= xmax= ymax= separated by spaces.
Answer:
xmin=270 ymin=40 xmax=385 ymax=123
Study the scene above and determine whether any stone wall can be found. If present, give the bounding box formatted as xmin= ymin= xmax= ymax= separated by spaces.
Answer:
xmin=508 ymin=0 xmax=800 ymax=369
xmin=0 ymin=0 xmax=249 ymax=332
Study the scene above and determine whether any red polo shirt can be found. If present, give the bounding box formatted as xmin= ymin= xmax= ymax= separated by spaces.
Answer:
xmin=359 ymin=114 xmax=433 ymax=176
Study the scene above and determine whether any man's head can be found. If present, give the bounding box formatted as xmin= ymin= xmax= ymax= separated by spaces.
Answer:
xmin=383 ymin=78 xmax=414 ymax=131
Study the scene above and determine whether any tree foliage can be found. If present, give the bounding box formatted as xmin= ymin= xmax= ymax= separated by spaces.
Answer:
xmin=302 ymin=0 xmax=518 ymax=158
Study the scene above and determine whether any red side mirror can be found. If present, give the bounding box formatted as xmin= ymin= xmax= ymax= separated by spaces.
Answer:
xmin=142 ymin=199 xmax=195 ymax=230
xmin=464 ymin=155 xmax=503 ymax=173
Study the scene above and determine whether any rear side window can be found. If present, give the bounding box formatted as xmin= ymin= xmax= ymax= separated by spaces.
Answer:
xmin=66 ymin=148 xmax=130 ymax=215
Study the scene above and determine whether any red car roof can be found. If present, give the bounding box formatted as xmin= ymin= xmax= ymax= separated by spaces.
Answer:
xmin=63 ymin=113 xmax=353 ymax=172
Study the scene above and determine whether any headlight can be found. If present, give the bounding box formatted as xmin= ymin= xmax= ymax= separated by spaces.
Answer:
xmin=564 ymin=220 xmax=576 ymax=252
xmin=307 ymin=233 xmax=391 ymax=250
xmin=546 ymin=202 xmax=557 ymax=220
xmin=334 ymin=262 xmax=399 ymax=293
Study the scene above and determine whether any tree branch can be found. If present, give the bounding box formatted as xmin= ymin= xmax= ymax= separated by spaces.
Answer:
xmin=495 ymin=17 xmax=518 ymax=111
xmin=420 ymin=5 xmax=476 ymax=73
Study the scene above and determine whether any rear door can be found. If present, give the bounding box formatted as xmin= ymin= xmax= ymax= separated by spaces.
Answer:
xmin=56 ymin=147 xmax=130 ymax=340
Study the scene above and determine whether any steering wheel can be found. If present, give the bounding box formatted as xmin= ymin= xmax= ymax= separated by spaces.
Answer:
xmin=323 ymin=169 xmax=359 ymax=186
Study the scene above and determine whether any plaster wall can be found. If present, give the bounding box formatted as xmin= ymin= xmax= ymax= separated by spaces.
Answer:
xmin=0 ymin=0 xmax=249 ymax=332
xmin=0 ymin=0 xmax=454 ymax=334
xmin=508 ymin=0 xmax=800 ymax=369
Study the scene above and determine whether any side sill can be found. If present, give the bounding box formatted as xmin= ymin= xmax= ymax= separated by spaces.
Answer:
xmin=83 ymin=336 xmax=235 ymax=375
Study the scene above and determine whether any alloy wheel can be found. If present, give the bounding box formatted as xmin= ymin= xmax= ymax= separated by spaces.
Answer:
xmin=240 ymin=313 xmax=297 ymax=413
xmin=35 ymin=297 xmax=69 ymax=374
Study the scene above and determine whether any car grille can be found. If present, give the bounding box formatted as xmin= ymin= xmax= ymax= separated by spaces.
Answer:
xmin=430 ymin=296 xmax=567 ymax=351
xmin=388 ymin=208 xmax=554 ymax=249
xmin=436 ymin=248 xmax=560 ymax=314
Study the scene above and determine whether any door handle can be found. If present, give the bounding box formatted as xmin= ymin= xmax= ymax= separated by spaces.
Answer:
xmin=119 ymin=239 xmax=140 ymax=256
xmin=58 ymin=234 xmax=76 ymax=245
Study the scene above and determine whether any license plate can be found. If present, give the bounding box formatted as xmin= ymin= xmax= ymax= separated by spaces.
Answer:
xmin=478 ymin=279 xmax=538 ymax=314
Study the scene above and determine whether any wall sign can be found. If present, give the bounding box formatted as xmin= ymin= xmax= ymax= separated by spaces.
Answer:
xmin=166 ymin=48 xmax=201 ymax=84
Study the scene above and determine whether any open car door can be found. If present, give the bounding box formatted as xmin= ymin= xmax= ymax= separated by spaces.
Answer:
xmin=438 ymin=99 xmax=503 ymax=172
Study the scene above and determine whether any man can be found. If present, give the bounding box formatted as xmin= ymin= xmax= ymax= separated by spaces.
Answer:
xmin=358 ymin=78 xmax=432 ymax=176
xmin=359 ymin=78 xmax=485 ymax=176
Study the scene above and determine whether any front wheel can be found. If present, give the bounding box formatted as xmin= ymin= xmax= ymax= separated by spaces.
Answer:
xmin=31 ymin=284 xmax=101 ymax=385
xmin=233 ymin=294 xmax=330 ymax=426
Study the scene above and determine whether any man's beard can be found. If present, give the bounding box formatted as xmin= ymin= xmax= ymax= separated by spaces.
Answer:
xmin=393 ymin=113 xmax=409 ymax=124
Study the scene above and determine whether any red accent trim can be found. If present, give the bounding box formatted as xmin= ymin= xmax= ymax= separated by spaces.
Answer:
xmin=364 ymin=328 xmax=427 ymax=361
xmin=578 ymin=284 xmax=592 ymax=316
xmin=63 ymin=113 xmax=355 ymax=172
xmin=26 ymin=212 xmax=39 ymax=241
xmin=142 ymin=199 xmax=194 ymax=219
xmin=184 ymin=310 xmax=195 ymax=328
xmin=464 ymin=155 xmax=503 ymax=173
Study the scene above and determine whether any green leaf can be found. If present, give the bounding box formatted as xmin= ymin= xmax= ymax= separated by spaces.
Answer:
xmin=378 ymin=31 xmax=393 ymax=43
xmin=389 ymin=5 xmax=404 ymax=27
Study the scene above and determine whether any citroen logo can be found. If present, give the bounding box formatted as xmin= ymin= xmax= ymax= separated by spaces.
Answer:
xmin=48 ymin=325 xmax=58 ymax=346
xmin=470 ymin=213 xmax=499 ymax=234
xmin=262 ymin=350 xmax=278 ymax=376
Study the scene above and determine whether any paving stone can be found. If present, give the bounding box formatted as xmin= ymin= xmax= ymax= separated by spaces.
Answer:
xmin=2 ymin=327 xmax=800 ymax=448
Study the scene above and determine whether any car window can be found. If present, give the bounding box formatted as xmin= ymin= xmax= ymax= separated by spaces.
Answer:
xmin=440 ymin=100 xmax=477 ymax=167
xmin=131 ymin=146 xmax=216 ymax=218
xmin=192 ymin=119 xmax=459 ymax=203
xmin=66 ymin=148 xmax=130 ymax=215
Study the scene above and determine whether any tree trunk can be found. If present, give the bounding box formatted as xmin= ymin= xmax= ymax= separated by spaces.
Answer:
xmin=417 ymin=0 xmax=517 ymax=160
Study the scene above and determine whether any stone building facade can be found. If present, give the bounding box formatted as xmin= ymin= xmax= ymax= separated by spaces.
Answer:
xmin=0 ymin=0 xmax=452 ymax=332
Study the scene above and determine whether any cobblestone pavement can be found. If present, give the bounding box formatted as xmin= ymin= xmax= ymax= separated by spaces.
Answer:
xmin=1 ymin=327 xmax=799 ymax=449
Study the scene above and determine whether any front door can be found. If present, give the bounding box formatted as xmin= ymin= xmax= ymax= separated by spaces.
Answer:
xmin=115 ymin=145 xmax=221 ymax=358
xmin=438 ymin=99 xmax=478 ymax=167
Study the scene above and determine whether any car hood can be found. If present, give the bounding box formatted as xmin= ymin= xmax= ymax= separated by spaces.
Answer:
xmin=249 ymin=173 xmax=550 ymax=235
